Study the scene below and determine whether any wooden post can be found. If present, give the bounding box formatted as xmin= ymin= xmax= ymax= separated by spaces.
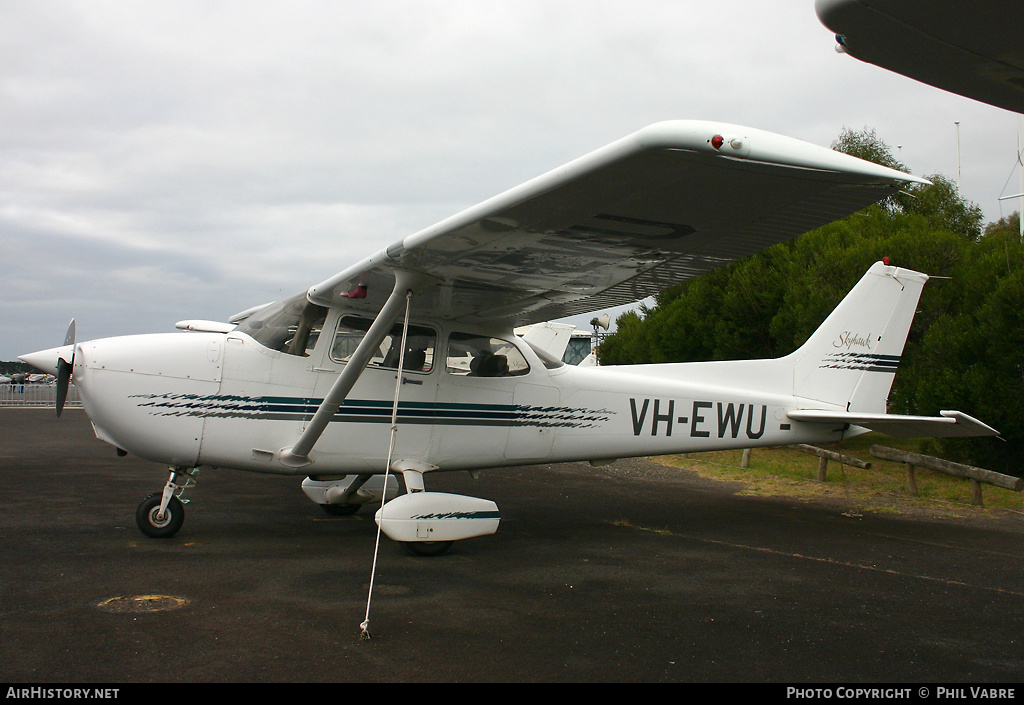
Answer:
xmin=791 ymin=444 xmax=871 ymax=469
xmin=871 ymin=445 xmax=1023 ymax=491
xmin=817 ymin=455 xmax=828 ymax=482
xmin=741 ymin=448 xmax=751 ymax=469
xmin=871 ymin=445 xmax=1023 ymax=506
xmin=970 ymin=479 xmax=983 ymax=507
xmin=905 ymin=463 xmax=918 ymax=496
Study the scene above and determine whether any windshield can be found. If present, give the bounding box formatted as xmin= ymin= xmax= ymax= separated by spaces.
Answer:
xmin=234 ymin=291 xmax=327 ymax=357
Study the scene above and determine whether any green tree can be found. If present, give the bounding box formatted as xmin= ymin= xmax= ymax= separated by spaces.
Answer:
xmin=832 ymin=126 xmax=909 ymax=214
xmin=900 ymin=226 xmax=1024 ymax=471
xmin=831 ymin=126 xmax=907 ymax=171
xmin=831 ymin=127 xmax=984 ymax=239
xmin=597 ymin=309 xmax=651 ymax=365
xmin=904 ymin=174 xmax=984 ymax=240
xmin=984 ymin=212 xmax=1021 ymax=240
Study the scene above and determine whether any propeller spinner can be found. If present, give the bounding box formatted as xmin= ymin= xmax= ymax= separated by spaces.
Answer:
xmin=18 ymin=319 xmax=76 ymax=417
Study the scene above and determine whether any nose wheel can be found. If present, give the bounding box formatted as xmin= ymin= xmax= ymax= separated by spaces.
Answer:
xmin=135 ymin=467 xmax=197 ymax=538
xmin=136 ymin=493 xmax=185 ymax=538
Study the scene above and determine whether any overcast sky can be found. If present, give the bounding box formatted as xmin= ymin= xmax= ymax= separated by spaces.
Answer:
xmin=3 ymin=1 xmax=1021 ymax=361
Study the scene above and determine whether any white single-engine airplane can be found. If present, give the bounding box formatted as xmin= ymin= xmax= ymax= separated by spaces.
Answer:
xmin=21 ymin=121 xmax=998 ymax=555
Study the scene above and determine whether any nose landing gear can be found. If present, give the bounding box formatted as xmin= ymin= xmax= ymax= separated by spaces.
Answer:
xmin=136 ymin=467 xmax=198 ymax=538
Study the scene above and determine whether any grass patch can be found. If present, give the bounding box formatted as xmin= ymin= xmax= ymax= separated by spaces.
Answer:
xmin=658 ymin=433 xmax=1024 ymax=519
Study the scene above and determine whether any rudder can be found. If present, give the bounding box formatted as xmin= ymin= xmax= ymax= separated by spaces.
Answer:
xmin=787 ymin=262 xmax=928 ymax=413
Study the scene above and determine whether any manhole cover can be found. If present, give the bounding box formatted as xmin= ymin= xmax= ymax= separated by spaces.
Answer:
xmin=95 ymin=595 xmax=190 ymax=613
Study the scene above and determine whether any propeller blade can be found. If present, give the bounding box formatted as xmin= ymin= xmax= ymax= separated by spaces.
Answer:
xmin=56 ymin=319 xmax=75 ymax=417
xmin=55 ymin=359 xmax=71 ymax=417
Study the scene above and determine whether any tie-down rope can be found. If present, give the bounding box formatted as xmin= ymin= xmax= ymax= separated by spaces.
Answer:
xmin=361 ymin=289 xmax=413 ymax=640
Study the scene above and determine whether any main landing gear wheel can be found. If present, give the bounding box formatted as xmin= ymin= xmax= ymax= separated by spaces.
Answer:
xmin=136 ymin=493 xmax=185 ymax=538
xmin=319 ymin=503 xmax=361 ymax=516
xmin=401 ymin=540 xmax=454 ymax=557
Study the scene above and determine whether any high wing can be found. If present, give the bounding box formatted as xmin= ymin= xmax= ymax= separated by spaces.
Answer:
xmin=308 ymin=120 xmax=925 ymax=325
xmin=816 ymin=0 xmax=1024 ymax=114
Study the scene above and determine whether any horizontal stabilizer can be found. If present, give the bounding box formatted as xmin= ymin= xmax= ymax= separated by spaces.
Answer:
xmin=788 ymin=409 xmax=999 ymax=438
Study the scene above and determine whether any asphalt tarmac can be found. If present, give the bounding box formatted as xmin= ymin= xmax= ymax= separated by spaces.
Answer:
xmin=2 ymin=408 xmax=1023 ymax=684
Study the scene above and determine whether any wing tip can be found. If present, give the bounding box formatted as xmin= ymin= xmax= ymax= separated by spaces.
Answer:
xmin=633 ymin=120 xmax=924 ymax=186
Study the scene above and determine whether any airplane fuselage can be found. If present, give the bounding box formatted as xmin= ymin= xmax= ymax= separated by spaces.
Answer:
xmin=72 ymin=308 xmax=850 ymax=477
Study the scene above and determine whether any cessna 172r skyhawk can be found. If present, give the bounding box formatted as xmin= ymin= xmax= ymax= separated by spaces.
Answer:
xmin=20 ymin=120 xmax=997 ymax=556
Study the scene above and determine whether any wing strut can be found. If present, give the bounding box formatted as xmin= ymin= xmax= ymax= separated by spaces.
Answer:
xmin=278 ymin=270 xmax=423 ymax=468
xmin=362 ymin=286 xmax=414 ymax=640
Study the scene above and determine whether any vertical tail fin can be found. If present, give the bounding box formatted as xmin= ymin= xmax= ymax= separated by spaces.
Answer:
xmin=787 ymin=262 xmax=928 ymax=413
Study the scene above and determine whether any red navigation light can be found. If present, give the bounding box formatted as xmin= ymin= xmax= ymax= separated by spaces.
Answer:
xmin=711 ymin=135 xmax=724 ymax=150
xmin=883 ymin=256 xmax=890 ymax=266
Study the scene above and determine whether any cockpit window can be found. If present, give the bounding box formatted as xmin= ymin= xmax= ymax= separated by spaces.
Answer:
xmin=330 ymin=316 xmax=436 ymax=373
xmin=234 ymin=291 xmax=327 ymax=357
xmin=446 ymin=333 xmax=530 ymax=377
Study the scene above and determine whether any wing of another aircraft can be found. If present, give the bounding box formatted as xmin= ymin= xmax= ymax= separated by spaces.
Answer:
xmin=518 ymin=322 xmax=578 ymax=361
xmin=308 ymin=120 xmax=924 ymax=325
xmin=816 ymin=0 xmax=1024 ymax=114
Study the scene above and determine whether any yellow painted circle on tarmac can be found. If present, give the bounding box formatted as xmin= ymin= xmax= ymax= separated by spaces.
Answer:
xmin=95 ymin=595 xmax=190 ymax=613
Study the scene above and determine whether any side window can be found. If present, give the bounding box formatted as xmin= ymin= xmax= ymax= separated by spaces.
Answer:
xmin=330 ymin=316 xmax=436 ymax=373
xmin=446 ymin=333 xmax=530 ymax=377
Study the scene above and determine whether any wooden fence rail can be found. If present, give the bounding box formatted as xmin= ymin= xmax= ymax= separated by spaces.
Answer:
xmin=739 ymin=445 xmax=872 ymax=476
xmin=870 ymin=445 xmax=1023 ymax=507
xmin=790 ymin=444 xmax=871 ymax=481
